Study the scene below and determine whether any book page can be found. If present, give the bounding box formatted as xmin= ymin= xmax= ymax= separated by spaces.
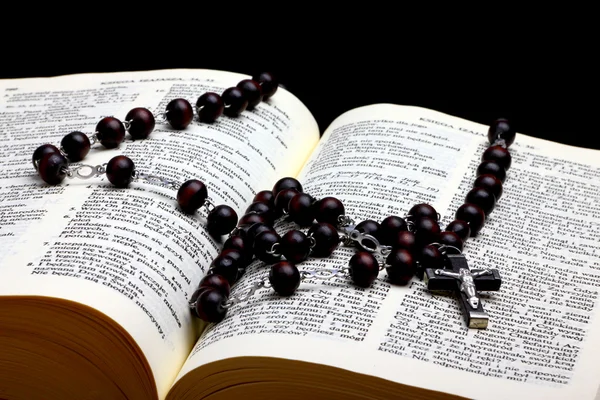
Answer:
xmin=176 ymin=104 xmax=600 ymax=400
xmin=0 ymin=69 xmax=320 ymax=399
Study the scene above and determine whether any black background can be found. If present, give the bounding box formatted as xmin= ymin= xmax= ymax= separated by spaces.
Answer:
xmin=1 ymin=25 xmax=597 ymax=150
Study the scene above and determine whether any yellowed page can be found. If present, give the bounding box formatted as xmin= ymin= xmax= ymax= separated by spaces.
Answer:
xmin=0 ymin=69 xmax=319 ymax=399
xmin=175 ymin=104 xmax=600 ymax=400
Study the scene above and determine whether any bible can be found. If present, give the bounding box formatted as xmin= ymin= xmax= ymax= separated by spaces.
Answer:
xmin=1 ymin=68 xmax=599 ymax=400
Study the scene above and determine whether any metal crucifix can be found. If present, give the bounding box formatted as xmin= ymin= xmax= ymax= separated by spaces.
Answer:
xmin=423 ymin=254 xmax=502 ymax=329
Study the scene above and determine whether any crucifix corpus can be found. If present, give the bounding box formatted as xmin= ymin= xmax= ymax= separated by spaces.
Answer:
xmin=423 ymin=254 xmax=502 ymax=329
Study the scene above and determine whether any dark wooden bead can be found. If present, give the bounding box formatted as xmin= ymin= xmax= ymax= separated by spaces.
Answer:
xmin=280 ymin=229 xmax=310 ymax=263
xmin=196 ymin=92 xmax=224 ymax=123
xmin=483 ymin=145 xmax=512 ymax=170
xmin=177 ymin=179 xmax=208 ymax=214
xmin=245 ymin=201 xmax=274 ymax=223
xmin=38 ymin=152 xmax=68 ymax=185
xmin=96 ymin=117 xmax=125 ymax=149
xmin=189 ymin=287 xmax=208 ymax=318
xmin=407 ymin=203 xmax=438 ymax=223
xmin=253 ymin=230 xmax=281 ymax=264
xmin=222 ymin=87 xmax=248 ymax=117
xmin=32 ymin=144 xmax=60 ymax=170
xmin=198 ymin=274 xmax=231 ymax=297
xmin=220 ymin=248 xmax=248 ymax=270
xmin=106 ymin=155 xmax=135 ymax=188
xmin=385 ymin=248 xmax=416 ymax=285
xmin=418 ymin=244 xmax=445 ymax=278
xmin=307 ymin=222 xmax=340 ymax=257
xmin=274 ymin=188 xmax=299 ymax=216
xmin=209 ymin=254 xmax=239 ymax=284
xmin=166 ymin=98 xmax=194 ymax=129
xmin=355 ymin=220 xmax=381 ymax=239
xmin=60 ymin=131 xmax=90 ymax=161
xmin=466 ymin=187 xmax=496 ymax=216
xmin=252 ymin=72 xmax=278 ymax=99
xmin=477 ymin=160 xmax=506 ymax=183
xmin=315 ymin=197 xmax=345 ymax=225
xmin=195 ymin=287 xmax=227 ymax=322
xmin=223 ymin=235 xmax=253 ymax=265
xmin=288 ymin=193 xmax=317 ymax=226
xmin=379 ymin=216 xmax=408 ymax=245
xmin=412 ymin=216 xmax=441 ymax=248
xmin=455 ymin=203 xmax=486 ymax=237
xmin=349 ymin=251 xmax=379 ymax=288
xmin=445 ymin=220 xmax=471 ymax=240
xmin=206 ymin=205 xmax=238 ymax=237
xmin=237 ymin=79 xmax=263 ymax=110
xmin=392 ymin=231 xmax=417 ymax=254
xmin=487 ymin=118 xmax=516 ymax=147
xmin=473 ymin=174 xmax=503 ymax=200
xmin=269 ymin=261 xmax=300 ymax=296
xmin=237 ymin=213 xmax=268 ymax=228
xmin=125 ymin=107 xmax=155 ymax=139
xmin=246 ymin=223 xmax=274 ymax=248
xmin=253 ymin=190 xmax=275 ymax=207
xmin=438 ymin=231 xmax=463 ymax=253
xmin=272 ymin=177 xmax=303 ymax=197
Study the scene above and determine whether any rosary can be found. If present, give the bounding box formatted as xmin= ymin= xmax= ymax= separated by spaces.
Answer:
xmin=31 ymin=72 xmax=515 ymax=329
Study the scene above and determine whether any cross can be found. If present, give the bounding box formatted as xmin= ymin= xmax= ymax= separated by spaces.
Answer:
xmin=423 ymin=254 xmax=501 ymax=329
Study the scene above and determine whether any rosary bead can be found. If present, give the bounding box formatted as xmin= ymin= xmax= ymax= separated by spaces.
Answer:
xmin=355 ymin=220 xmax=381 ymax=239
xmin=252 ymin=72 xmax=278 ymax=100
xmin=476 ymin=160 xmax=506 ymax=183
xmin=407 ymin=203 xmax=438 ymax=223
xmin=307 ymin=222 xmax=340 ymax=257
xmin=196 ymin=92 xmax=224 ymax=123
xmin=166 ymin=98 xmax=194 ymax=130
xmin=245 ymin=201 xmax=274 ymax=224
xmin=272 ymin=177 xmax=303 ymax=197
xmin=222 ymin=87 xmax=248 ymax=117
xmin=412 ymin=216 xmax=441 ymax=248
xmin=60 ymin=131 xmax=90 ymax=162
xmin=487 ymin=118 xmax=516 ymax=148
xmin=379 ymin=216 xmax=408 ymax=245
xmin=237 ymin=212 xmax=268 ymax=228
xmin=209 ymin=254 xmax=239 ymax=284
xmin=206 ymin=205 xmax=238 ymax=237
xmin=349 ymin=251 xmax=380 ymax=288
xmin=177 ymin=179 xmax=208 ymax=214
xmin=198 ymin=274 xmax=231 ymax=297
xmin=385 ymin=248 xmax=416 ymax=285
xmin=280 ymin=229 xmax=310 ymax=263
xmin=38 ymin=152 xmax=68 ymax=185
xmin=223 ymin=235 xmax=253 ymax=265
xmin=438 ymin=231 xmax=464 ymax=252
xmin=465 ymin=187 xmax=496 ymax=216
xmin=106 ymin=156 xmax=135 ymax=188
xmin=253 ymin=190 xmax=275 ymax=207
xmin=237 ymin=79 xmax=263 ymax=110
xmin=273 ymin=188 xmax=299 ymax=216
xmin=220 ymin=248 xmax=248 ymax=270
xmin=482 ymin=145 xmax=512 ymax=170
xmin=455 ymin=203 xmax=486 ymax=236
xmin=474 ymin=174 xmax=503 ymax=200
xmin=32 ymin=144 xmax=60 ymax=170
xmin=125 ymin=107 xmax=155 ymax=140
xmin=419 ymin=244 xmax=445 ymax=267
xmin=269 ymin=261 xmax=301 ymax=296
xmin=96 ymin=117 xmax=125 ymax=149
xmin=391 ymin=231 xmax=417 ymax=254
xmin=445 ymin=220 xmax=471 ymax=240
xmin=288 ymin=193 xmax=317 ymax=226
xmin=195 ymin=287 xmax=227 ymax=323
xmin=245 ymin=222 xmax=273 ymax=246
xmin=253 ymin=230 xmax=281 ymax=264
xmin=315 ymin=197 xmax=345 ymax=225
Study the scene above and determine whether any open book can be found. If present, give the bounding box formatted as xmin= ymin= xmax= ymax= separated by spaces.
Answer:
xmin=1 ymin=69 xmax=599 ymax=400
